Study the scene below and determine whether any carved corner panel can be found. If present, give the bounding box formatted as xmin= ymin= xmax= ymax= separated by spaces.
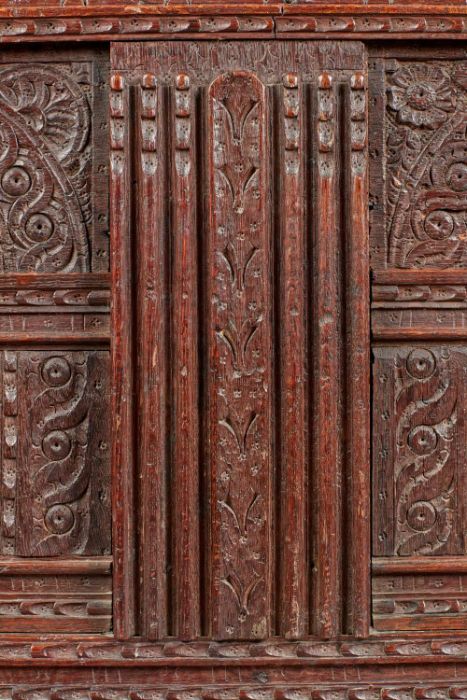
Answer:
xmin=111 ymin=40 xmax=369 ymax=641
xmin=370 ymin=50 xmax=467 ymax=274
xmin=0 ymin=48 xmax=109 ymax=273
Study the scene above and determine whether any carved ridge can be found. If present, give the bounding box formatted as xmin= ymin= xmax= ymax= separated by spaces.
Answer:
xmin=3 ymin=638 xmax=467 ymax=662
xmin=350 ymin=71 xmax=367 ymax=175
xmin=0 ymin=15 xmax=463 ymax=39
xmin=6 ymin=687 xmax=467 ymax=700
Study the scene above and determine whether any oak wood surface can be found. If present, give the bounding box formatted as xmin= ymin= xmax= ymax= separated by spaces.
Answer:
xmin=0 ymin=5 xmax=463 ymax=696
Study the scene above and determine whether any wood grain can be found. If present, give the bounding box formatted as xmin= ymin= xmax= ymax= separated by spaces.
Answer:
xmin=110 ymin=72 xmax=136 ymax=639
xmin=135 ymin=75 xmax=169 ymax=641
xmin=112 ymin=40 xmax=369 ymax=642
xmin=0 ymin=13 xmax=464 ymax=694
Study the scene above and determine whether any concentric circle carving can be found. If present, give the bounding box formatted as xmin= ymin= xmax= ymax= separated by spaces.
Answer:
xmin=406 ymin=349 xmax=436 ymax=379
xmin=447 ymin=162 xmax=467 ymax=192
xmin=408 ymin=425 xmax=438 ymax=455
xmin=44 ymin=504 xmax=74 ymax=535
xmin=1 ymin=166 xmax=31 ymax=196
xmin=407 ymin=501 xmax=437 ymax=532
xmin=26 ymin=213 xmax=54 ymax=243
xmin=42 ymin=430 xmax=72 ymax=461
xmin=424 ymin=210 xmax=454 ymax=240
xmin=41 ymin=357 xmax=71 ymax=387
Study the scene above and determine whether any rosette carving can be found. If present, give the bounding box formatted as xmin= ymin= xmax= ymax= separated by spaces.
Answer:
xmin=386 ymin=61 xmax=467 ymax=268
xmin=0 ymin=65 xmax=91 ymax=271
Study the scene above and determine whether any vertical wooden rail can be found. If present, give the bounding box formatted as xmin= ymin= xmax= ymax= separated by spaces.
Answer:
xmin=171 ymin=73 xmax=201 ymax=639
xmin=311 ymin=72 xmax=342 ymax=638
xmin=136 ymin=73 xmax=169 ymax=640
xmin=345 ymin=71 xmax=370 ymax=638
xmin=278 ymin=73 xmax=308 ymax=638
xmin=110 ymin=73 xmax=137 ymax=638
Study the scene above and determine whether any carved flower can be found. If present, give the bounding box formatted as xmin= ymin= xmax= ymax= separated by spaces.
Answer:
xmin=387 ymin=65 xmax=455 ymax=129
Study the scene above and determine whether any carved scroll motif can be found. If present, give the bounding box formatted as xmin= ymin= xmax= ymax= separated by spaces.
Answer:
xmin=0 ymin=64 xmax=92 ymax=272
xmin=10 ymin=351 xmax=111 ymax=558
xmin=394 ymin=348 xmax=457 ymax=555
xmin=208 ymin=72 xmax=271 ymax=638
xmin=386 ymin=61 xmax=467 ymax=268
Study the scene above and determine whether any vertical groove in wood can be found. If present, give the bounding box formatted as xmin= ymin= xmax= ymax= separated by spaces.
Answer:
xmin=208 ymin=71 xmax=273 ymax=640
xmin=197 ymin=86 xmax=210 ymax=639
xmin=344 ymin=72 xmax=370 ymax=638
xmin=277 ymin=73 xmax=309 ymax=639
xmin=311 ymin=72 xmax=342 ymax=639
xmin=136 ymin=74 xmax=169 ymax=640
xmin=110 ymin=72 xmax=137 ymax=639
xmin=171 ymin=74 xmax=201 ymax=640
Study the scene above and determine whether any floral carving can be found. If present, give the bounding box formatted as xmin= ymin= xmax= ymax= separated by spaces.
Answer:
xmin=0 ymin=65 xmax=93 ymax=272
xmin=386 ymin=60 xmax=467 ymax=268
xmin=387 ymin=65 xmax=455 ymax=129
xmin=209 ymin=72 xmax=270 ymax=638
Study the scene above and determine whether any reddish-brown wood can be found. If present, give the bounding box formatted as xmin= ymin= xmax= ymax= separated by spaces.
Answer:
xmin=172 ymin=71 xmax=201 ymax=640
xmin=111 ymin=39 xmax=369 ymax=643
xmin=135 ymin=74 xmax=169 ymax=641
xmin=277 ymin=72 xmax=308 ymax=640
xmin=110 ymin=72 xmax=136 ymax=639
xmin=0 ymin=5 xmax=464 ymax=697
xmin=344 ymin=69 xmax=371 ymax=639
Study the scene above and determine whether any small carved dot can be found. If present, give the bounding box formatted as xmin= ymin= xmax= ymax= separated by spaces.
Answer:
xmin=406 ymin=501 xmax=437 ymax=532
xmin=447 ymin=162 xmax=467 ymax=192
xmin=406 ymin=348 xmax=436 ymax=380
xmin=407 ymin=425 xmax=438 ymax=456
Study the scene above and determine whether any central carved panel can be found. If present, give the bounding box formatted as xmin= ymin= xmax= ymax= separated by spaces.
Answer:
xmin=111 ymin=40 xmax=369 ymax=641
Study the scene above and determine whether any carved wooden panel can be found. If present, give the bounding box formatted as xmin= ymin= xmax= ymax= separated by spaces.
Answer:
xmin=111 ymin=40 xmax=369 ymax=641
xmin=12 ymin=350 xmax=111 ymax=557
xmin=0 ymin=347 xmax=111 ymax=632
xmin=370 ymin=52 xmax=467 ymax=273
xmin=373 ymin=346 xmax=467 ymax=559
xmin=207 ymin=70 xmax=272 ymax=640
xmin=0 ymin=49 xmax=109 ymax=273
